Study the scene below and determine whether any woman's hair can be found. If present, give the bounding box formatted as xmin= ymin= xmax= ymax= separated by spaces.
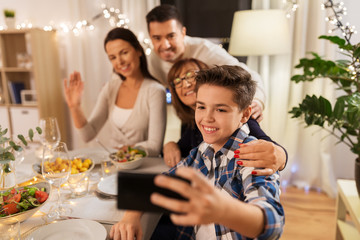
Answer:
xmin=167 ymin=58 xmax=208 ymax=126
xmin=104 ymin=27 xmax=155 ymax=81
xmin=195 ymin=65 xmax=257 ymax=110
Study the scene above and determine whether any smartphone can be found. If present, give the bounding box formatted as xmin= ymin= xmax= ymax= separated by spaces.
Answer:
xmin=117 ymin=171 xmax=190 ymax=213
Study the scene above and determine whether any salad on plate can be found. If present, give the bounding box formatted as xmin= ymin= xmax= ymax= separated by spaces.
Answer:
xmin=110 ymin=147 xmax=147 ymax=163
xmin=0 ymin=185 xmax=49 ymax=217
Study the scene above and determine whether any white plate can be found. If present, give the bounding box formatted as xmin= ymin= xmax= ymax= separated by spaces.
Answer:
xmin=97 ymin=174 xmax=117 ymax=196
xmin=27 ymin=219 xmax=107 ymax=240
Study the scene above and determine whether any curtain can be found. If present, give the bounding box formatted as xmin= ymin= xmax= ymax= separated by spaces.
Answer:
xmin=249 ymin=0 xmax=358 ymax=197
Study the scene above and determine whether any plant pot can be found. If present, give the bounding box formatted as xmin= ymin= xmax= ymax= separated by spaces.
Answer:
xmin=0 ymin=160 xmax=16 ymax=190
xmin=5 ymin=17 xmax=16 ymax=29
xmin=355 ymin=158 xmax=360 ymax=197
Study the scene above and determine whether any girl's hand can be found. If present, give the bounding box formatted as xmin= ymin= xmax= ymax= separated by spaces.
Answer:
xmin=235 ymin=140 xmax=286 ymax=175
xmin=63 ymin=71 xmax=84 ymax=109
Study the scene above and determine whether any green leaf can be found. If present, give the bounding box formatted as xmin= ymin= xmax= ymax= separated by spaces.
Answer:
xmin=0 ymin=152 xmax=15 ymax=161
xmin=17 ymin=134 xmax=28 ymax=146
xmin=9 ymin=141 xmax=21 ymax=151
xmin=319 ymin=35 xmax=346 ymax=47
xmin=0 ymin=128 xmax=8 ymax=136
xmin=333 ymin=98 xmax=345 ymax=119
xmin=319 ymin=96 xmax=332 ymax=118
xmin=353 ymin=46 xmax=360 ymax=59
xmin=29 ymin=129 xmax=34 ymax=141
xmin=36 ymin=127 xmax=42 ymax=135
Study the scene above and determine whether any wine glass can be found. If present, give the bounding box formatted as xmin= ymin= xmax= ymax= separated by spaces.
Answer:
xmin=42 ymin=142 xmax=72 ymax=220
xmin=39 ymin=117 xmax=61 ymax=149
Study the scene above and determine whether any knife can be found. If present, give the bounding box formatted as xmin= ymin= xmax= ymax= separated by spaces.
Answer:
xmin=59 ymin=215 xmax=117 ymax=225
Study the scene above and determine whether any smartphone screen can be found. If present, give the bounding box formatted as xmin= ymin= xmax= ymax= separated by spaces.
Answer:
xmin=117 ymin=172 xmax=189 ymax=213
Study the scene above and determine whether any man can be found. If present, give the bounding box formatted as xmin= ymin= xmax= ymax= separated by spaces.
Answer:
xmin=146 ymin=4 xmax=265 ymax=121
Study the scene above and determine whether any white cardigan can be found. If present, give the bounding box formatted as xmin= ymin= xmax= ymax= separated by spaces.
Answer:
xmin=78 ymin=75 xmax=167 ymax=157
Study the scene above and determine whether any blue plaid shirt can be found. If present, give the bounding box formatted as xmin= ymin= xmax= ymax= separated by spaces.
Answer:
xmin=167 ymin=127 xmax=284 ymax=240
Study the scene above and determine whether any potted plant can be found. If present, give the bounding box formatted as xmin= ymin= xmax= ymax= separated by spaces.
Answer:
xmin=3 ymin=9 xmax=16 ymax=29
xmin=289 ymin=32 xmax=360 ymax=194
xmin=0 ymin=125 xmax=42 ymax=189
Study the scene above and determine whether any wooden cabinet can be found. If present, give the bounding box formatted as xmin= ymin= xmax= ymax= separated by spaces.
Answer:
xmin=0 ymin=29 xmax=68 ymax=144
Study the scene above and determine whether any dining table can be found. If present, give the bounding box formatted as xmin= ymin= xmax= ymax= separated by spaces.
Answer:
xmin=15 ymin=146 xmax=170 ymax=240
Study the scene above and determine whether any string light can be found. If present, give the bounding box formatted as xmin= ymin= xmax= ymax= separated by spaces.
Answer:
xmin=283 ymin=0 xmax=298 ymax=18
xmin=322 ymin=0 xmax=359 ymax=84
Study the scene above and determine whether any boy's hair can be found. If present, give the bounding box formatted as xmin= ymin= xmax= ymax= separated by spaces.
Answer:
xmin=167 ymin=58 xmax=209 ymax=127
xmin=146 ymin=4 xmax=183 ymax=29
xmin=195 ymin=65 xmax=256 ymax=110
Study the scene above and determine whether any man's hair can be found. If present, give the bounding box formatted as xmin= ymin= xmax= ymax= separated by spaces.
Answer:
xmin=104 ymin=27 xmax=155 ymax=81
xmin=146 ymin=4 xmax=183 ymax=30
xmin=167 ymin=58 xmax=209 ymax=127
xmin=195 ymin=65 xmax=256 ymax=110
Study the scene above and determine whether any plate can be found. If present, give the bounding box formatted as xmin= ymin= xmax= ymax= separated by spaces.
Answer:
xmin=97 ymin=174 xmax=117 ymax=196
xmin=27 ymin=219 xmax=107 ymax=240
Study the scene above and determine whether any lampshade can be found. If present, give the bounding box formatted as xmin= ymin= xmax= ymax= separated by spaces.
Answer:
xmin=228 ymin=9 xmax=290 ymax=56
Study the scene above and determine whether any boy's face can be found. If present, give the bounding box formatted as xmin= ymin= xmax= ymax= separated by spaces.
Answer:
xmin=148 ymin=19 xmax=186 ymax=63
xmin=195 ymin=84 xmax=251 ymax=152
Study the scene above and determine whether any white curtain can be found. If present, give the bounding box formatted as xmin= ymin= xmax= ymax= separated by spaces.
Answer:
xmin=249 ymin=0 xmax=359 ymax=197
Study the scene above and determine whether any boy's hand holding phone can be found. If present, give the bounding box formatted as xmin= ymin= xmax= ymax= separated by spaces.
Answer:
xmin=150 ymin=167 xmax=228 ymax=226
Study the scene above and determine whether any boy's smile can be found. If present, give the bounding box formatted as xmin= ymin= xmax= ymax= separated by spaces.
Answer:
xmin=195 ymin=84 xmax=251 ymax=152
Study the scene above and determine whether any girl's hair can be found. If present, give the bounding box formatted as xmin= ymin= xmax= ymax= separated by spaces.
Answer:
xmin=167 ymin=58 xmax=208 ymax=127
xmin=195 ymin=65 xmax=256 ymax=110
xmin=104 ymin=27 xmax=155 ymax=81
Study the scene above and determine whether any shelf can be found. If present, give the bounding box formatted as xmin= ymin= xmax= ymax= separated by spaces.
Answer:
xmin=336 ymin=179 xmax=360 ymax=239
xmin=2 ymin=67 xmax=33 ymax=72
xmin=337 ymin=220 xmax=360 ymax=240
xmin=0 ymin=29 xmax=69 ymax=146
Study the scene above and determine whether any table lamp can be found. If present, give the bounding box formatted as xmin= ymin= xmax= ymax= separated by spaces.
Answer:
xmin=228 ymin=9 xmax=290 ymax=56
xmin=228 ymin=9 xmax=290 ymax=131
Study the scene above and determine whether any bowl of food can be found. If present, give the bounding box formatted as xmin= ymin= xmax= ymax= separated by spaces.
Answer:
xmin=68 ymin=157 xmax=95 ymax=184
xmin=33 ymin=157 xmax=94 ymax=179
xmin=0 ymin=181 xmax=50 ymax=224
xmin=109 ymin=147 xmax=147 ymax=170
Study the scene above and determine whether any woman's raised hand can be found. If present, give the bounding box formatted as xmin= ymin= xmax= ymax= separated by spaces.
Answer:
xmin=63 ymin=71 xmax=84 ymax=109
xmin=234 ymin=140 xmax=286 ymax=176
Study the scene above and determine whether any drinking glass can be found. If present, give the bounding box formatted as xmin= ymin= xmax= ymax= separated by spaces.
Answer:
xmin=0 ymin=221 xmax=20 ymax=240
xmin=42 ymin=142 xmax=71 ymax=219
xmin=39 ymin=117 xmax=61 ymax=149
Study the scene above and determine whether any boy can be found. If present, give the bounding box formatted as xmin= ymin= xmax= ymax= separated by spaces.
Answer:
xmin=110 ymin=65 xmax=284 ymax=240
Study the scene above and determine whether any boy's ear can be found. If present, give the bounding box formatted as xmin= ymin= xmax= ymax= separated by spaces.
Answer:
xmin=240 ymin=106 xmax=252 ymax=123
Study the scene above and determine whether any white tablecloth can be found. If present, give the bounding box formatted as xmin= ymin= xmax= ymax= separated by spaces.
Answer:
xmin=17 ymin=147 xmax=169 ymax=240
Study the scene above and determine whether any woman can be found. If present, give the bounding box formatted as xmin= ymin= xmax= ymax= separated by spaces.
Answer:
xmin=163 ymin=58 xmax=287 ymax=174
xmin=64 ymin=28 xmax=166 ymax=157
